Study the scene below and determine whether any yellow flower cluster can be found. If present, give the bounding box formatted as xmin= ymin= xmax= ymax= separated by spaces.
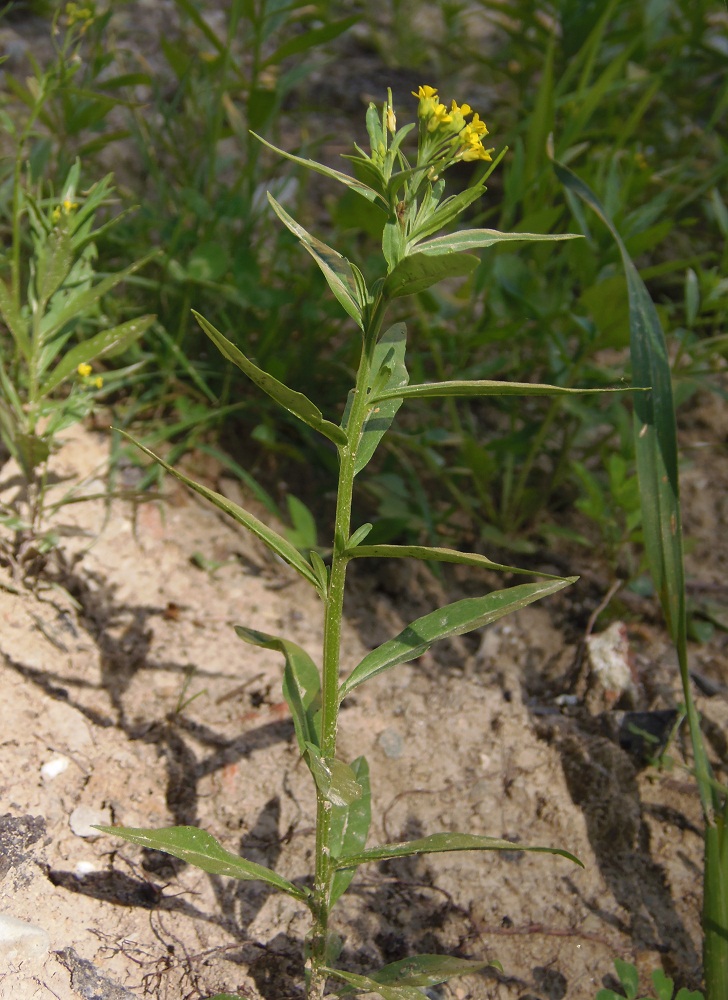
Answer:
xmin=412 ymin=85 xmax=493 ymax=163
xmin=77 ymin=363 xmax=103 ymax=389
xmin=52 ymin=197 xmax=78 ymax=225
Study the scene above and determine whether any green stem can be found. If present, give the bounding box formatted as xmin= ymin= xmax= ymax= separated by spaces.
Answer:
xmin=308 ymin=302 xmax=385 ymax=999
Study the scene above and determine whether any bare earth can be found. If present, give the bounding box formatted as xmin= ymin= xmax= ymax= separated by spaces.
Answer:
xmin=0 ymin=404 xmax=726 ymax=1000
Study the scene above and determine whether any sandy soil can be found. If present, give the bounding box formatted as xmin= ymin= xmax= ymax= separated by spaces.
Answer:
xmin=0 ymin=411 xmax=725 ymax=1000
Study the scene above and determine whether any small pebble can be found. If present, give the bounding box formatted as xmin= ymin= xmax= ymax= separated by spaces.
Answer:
xmin=377 ymin=728 xmax=404 ymax=759
xmin=69 ymin=806 xmax=112 ymax=838
xmin=74 ymin=860 xmax=98 ymax=877
xmin=41 ymin=755 xmax=70 ymax=780
xmin=0 ymin=914 xmax=50 ymax=961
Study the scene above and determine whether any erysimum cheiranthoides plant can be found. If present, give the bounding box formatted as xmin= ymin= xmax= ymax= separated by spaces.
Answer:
xmin=95 ymin=86 xmax=626 ymax=999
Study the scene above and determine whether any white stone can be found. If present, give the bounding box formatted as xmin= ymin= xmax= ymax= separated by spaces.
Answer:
xmin=40 ymin=755 xmax=70 ymax=780
xmin=69 ymin=805 xmax=112 ymax=838
xmin=0 ymin=915 xmax=50 ymax=961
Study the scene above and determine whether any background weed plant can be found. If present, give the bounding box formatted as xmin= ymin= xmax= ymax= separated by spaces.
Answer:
xmin=97 ymin=86 xmax=605 ymax=999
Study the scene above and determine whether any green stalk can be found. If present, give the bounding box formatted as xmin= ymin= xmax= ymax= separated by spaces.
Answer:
xmin=308 ymin=305 xmax=385 ymax=1000
xmin=704 ymin=799 xmax=728 ymax=997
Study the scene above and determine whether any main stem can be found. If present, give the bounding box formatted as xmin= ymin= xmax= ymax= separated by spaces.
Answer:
xmin=307 ymin=310 xmax=384 ymax=1000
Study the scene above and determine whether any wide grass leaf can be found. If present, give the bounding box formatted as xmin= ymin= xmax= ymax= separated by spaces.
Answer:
xmin=234 ymin=627 xmax=321 ymax=752
xmin=118 ymin=432 xmax=320 ymax=591
xmin=333 ymin=832 xmax=582 ymax=869
xmin=194 ymin=311 xmax=346 ymax=447
xmin=339 ymin=577 xmax=576 ymax=700
xmin=94 ymin=825 xmax=310 ymax=901
xmin=552 ymin=157 xmax=716 ymax=811
xmin=329 ymin=756 xmax=371 ymax=907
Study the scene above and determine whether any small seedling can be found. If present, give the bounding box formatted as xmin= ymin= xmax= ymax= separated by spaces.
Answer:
xmin=95 ymin=86 xmax=627 ymax=998
xmin=597 ymin=958 xmax=704 ymax=1000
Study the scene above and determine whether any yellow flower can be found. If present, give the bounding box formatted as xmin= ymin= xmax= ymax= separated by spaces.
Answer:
xmin=427 ymin=102 xmax=452 ymax=132
xmin=451 ymin=100 xmax=472 ymax=118
xmin=386 ymin=104 xmax=396 ymax=133
xmin=51 ymin=207 xmax=62 ymax=224
xmin=94 ymin=376 xmax=104 ymax=389
xmin=412 ymin=85 xmax=438 ymax=101
xmin=467 ymin=113 xmax=488 ymax=137
xmin=77 ymin=363 xmax=92 ymax=377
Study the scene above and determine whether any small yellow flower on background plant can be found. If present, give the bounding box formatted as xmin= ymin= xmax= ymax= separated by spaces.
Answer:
xmin=412 ymin=84 xmax=493 ymax=167
xmin=77 ymin=363 xmax=92 ymax=377
xmin=94 ymin=377 xmax=103 ymax=389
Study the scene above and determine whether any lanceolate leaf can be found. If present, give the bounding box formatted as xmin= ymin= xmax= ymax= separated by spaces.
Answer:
xmin=415 ymin=229 xmax=581 ymax=256
xmin=329 ymin=756 xmax=371 ymax=907
xmin=369 ymin=954 xmax=501 ymax=988
xmin=94 ymin=825 xmax=310 ymax=902
xmin=383 ymin=252 xmax=478 ymax=298
xmin=325 ymin=968 xmax=424 ymax=1000
xmin=118 ymin=432 xmax=320 ymax=590
xmin=372 ymin=378 xmax=631 ymax=404
xmin=304 ymin=743 xmax=363 ymax=807
xmin=346 ymin=543 xmax=566 ymax=581
xmin=234 ymin=627 xmax=321 ymax=751
xmin=41 ymin=314 xmax=155 ymax=395
xmin=350 ymin=323 xmax=408 ymax=475
xmin=339 ymin=578 xmax=576 ymax=701
xmin=333 ymin=832 xmax=583 ymax=869
xmin=267 ymin=195 xmax=366 ymax=328
xmin=194 ymin=311 xmax=347 ymax=447
xmin=252 ymin=132 xmax=384 ymax=206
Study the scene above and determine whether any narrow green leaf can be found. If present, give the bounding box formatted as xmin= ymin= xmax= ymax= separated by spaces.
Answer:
xmin=347 ymin=523 xmax=373 ymax=548
xmin=41 ymin=315 xmax=155 ymax=395
xmin=94 ymin=825 xmax=309 ymax=901
xmin=346 ymin=543 xmax=566 ymax=581
xmin=372 ymin=378 xmax=630 ymax=404
xmin=408 ymin=183 xmax=487 ymax=245
xmin=329 ymin=756 xmax=371 ymax=907
xmin=339 ymin=578 xmax=576 ymax=701
xmin=234 ymin=627 xmax=321 ymax=751
xmin=0 ymin=276 xmax=30 ymax=359
xmin=383 ymin=252 xmax=478 ymax=299
xmin=416 ymin=229 xmax=581 ymax=256
xmin=334 ymin=831 xmax=583 ymax=869
xmin=325 ymin=968 xmax=424 ymax=1000
xmin=370 ymin=954 xmax=499 ymax=988
xmin=352 ymin=323 xmax=408 ymax=475
xmin=37 ymin=225 xmax=73 ymax=305
xmin=117 ymin=431 xmax=320 ymax=590
xmin=267 ymin=194 xmax=365 ymax=328
xmin=39 ymin=251 xmax=157 ymax=343
xmin=304 ymin=743 xmax=363 ymax=807
xmin=193 ymin=310 xmax=347 ymax=447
